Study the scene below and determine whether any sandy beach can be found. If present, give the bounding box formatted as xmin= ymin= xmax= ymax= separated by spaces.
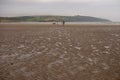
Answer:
xmin=0 ymin=24 xmax=120 ymax=80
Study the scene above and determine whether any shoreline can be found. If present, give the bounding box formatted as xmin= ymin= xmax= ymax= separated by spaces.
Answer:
xmin=0 ymin=22 xmax=120 ymax=26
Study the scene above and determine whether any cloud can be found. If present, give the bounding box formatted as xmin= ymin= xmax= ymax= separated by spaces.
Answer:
xmin=0 ymin=0 xmax=101 ymax=4
xmin=0 ymin=0 xmax=120 ymax=21
xmin=1 ymin=0 xmax=119 ymax=3
xmin=29 ymin=0 xmax=100 ymax=2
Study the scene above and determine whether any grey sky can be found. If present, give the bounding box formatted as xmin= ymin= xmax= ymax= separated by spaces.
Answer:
xmin=0 ymin=0 xmax=120 ymax=21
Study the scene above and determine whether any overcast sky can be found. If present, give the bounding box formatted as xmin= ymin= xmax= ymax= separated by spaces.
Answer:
xmin=0 ymin=0 xmax=120 ymax=21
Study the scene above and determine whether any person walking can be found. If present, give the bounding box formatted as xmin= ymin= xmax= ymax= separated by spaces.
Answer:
xmin=63 ymin=20 xmax=65 ymax=26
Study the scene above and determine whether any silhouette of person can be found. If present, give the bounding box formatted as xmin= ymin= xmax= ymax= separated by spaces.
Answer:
xmin=63 ymin=20 xmax=65 ymax=26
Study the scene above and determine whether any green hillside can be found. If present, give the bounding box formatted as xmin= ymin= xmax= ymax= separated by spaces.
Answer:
xmin=0 ymin=15 xmax=111 ymax=22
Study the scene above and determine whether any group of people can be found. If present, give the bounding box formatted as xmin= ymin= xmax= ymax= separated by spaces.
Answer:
xmin=53 ymin=20 xmax=65 ymax=26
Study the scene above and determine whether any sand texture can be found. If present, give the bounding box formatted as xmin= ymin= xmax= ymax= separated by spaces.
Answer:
xmin=0 ymin=24 xmax=120 ymax=80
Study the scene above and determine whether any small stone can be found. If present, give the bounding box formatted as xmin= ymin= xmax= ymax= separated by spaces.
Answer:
xmin=18 ymin=44 xmax=25 ymax=48
xmin=10 ymin=63 xmax=14 ymax=65
xmin=88 ymin=58 xmax=93 ymax=62
xmin=102 ymin=63 xmax=110 ymax=70
xmin=75 ymin=46 xmax=81 ymax=50
xmin=104 ymin=46 xmax=110 ymax=49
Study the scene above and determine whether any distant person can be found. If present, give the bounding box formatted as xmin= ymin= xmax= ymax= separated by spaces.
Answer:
xmin=63 ymin=20 xmax=65 ymax=26
xmin=53 ymin=22 xmax=56 ymax=25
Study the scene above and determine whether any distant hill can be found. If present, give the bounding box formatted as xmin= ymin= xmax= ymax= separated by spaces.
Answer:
xmin=0 ymin=15 xmax=111 ymax=22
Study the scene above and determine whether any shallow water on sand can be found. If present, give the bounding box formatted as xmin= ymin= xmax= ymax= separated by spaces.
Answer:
xmin=0 ymin=22 xmax=120 ymax=25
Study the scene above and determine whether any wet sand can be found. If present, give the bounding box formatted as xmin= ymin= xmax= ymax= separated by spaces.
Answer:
xmin=0 ymin=24 xmax=120 ymax=80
